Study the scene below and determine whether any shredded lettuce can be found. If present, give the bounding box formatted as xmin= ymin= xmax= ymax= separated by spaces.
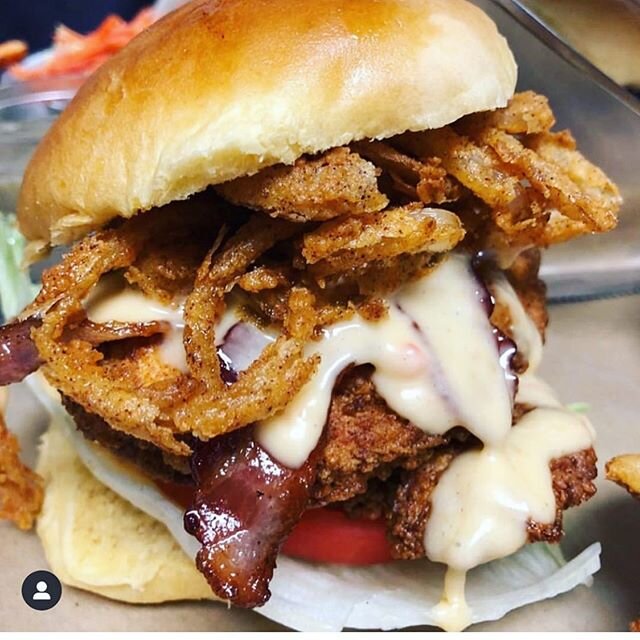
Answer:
xmin=0 ymin=212 xmax=38 ymax=320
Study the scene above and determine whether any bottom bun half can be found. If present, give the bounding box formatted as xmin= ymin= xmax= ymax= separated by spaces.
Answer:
xmin=36 ymin=420 xmax=215 ymax=604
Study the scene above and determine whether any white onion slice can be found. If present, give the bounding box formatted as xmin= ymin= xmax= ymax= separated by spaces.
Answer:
xmin=219 ymin=322 xmax=276 ymax=373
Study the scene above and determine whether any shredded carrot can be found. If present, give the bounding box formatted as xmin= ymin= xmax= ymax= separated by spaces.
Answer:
xmin=0 ymin=40 xmax=28 ymax=70
xmin=10 ymin=8 xmax=155 ymax=80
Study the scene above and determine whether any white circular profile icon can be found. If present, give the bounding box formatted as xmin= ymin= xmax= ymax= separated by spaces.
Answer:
xmin=32 ymin=581 xmax=51 ymax=601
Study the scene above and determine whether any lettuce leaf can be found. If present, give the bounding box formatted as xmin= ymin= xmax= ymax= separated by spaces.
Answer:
xmin=261 ymin=543 xmax=600 ymax=631
xmin=0 ymin=212 xmax=38 ymax=320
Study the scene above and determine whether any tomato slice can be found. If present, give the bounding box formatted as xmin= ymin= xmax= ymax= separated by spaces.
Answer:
xmin=155 ymin=479 xmax=393 ymax=566
xmin=282 ymin=508 xmax=394 ymax=565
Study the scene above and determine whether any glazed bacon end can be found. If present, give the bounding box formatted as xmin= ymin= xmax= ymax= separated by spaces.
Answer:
xmin=0 ymin=315 xmax=170 ymax=387
xmin=0 ymin=318 xmax=43 ymax=386
xmin=185 ymin=427 xmax=319 ymax=607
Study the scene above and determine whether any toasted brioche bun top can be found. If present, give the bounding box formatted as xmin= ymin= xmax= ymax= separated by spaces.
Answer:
xmin=18 ymin=0 xmax=516 ymax=245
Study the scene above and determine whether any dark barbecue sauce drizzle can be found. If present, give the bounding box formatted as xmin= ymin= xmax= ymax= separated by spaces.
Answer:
xmin=471 ymin=253 xmax=518 ymax=401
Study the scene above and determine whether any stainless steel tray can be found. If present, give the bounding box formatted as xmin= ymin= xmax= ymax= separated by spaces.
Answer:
xmin=477 ymin=0 xmax=640 ymax=301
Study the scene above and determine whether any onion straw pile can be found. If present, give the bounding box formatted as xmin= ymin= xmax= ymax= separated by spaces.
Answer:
xmin=19 ymin=92 xmax=620 ymax=458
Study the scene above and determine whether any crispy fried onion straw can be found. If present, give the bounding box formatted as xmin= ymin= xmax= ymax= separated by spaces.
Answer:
xmin=29 ymin=223 xmax=193 ymax=455
xmin=392 ymin=91 xmax=620 ymax=248
xmin=181 ymin=216 xmax=296 ymax=389
xmin=174 ymin=217 xmax=319 ymax=439
xmin=216 ymin=147 xmax=389 ymax=221
xmin=352 ymin=141 xmax=462 ymax=204
xmin=301 ymin=205 xmax=464 ymax=278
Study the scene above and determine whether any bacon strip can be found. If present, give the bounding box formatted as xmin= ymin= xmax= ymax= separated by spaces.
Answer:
xmin=67 ymin=319 xmax=170 ymax=344
xmin=185 ymin=428 xmax=319 ymax=607
xmin=0 ymin=318 xmax=42 ymax=385
xmin=0 ymin=316 xmax=170 ymax=386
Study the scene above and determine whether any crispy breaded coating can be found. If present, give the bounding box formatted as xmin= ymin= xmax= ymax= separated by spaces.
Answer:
xmin=606 ymin=454 xmax=640 ymax=498
xmin=388 ymin=446 xmax=597 ymax=559
xmin=386 ymin=447 xmax=458 ymax=559
xmin=216 ymin=147 xmax=389 ymax=222
xmin=312 ymin=366 xmax=449 ymax=506
xmin=0 ymin=402 xmax=43 ymax=530
xmin=301 ymin=204 xmax=464 ymax=277
xmin=526 ymin=447 xmax=598 ymax=543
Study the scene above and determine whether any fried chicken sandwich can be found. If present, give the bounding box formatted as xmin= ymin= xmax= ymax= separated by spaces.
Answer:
xmin=0 ymin=0 xmax=621 ymax=631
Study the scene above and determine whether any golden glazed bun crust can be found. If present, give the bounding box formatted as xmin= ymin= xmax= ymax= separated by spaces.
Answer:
xmin=18 ymin=0 xmax=516 ymax=245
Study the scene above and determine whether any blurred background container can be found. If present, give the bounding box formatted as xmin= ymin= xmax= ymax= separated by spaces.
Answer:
xmin=521 ymin=0 xmax=640 ymax=92
xmin=0 ymin=2 xmax=147 ymax=51
xmin=0 ymin=77 xmax=80 ymax=213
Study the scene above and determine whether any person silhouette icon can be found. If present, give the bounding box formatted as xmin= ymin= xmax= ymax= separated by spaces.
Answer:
xmin=32 ymin=581 xmax=51 ymax=601
xmin=22 ymin=570 xmax=62 ymax=610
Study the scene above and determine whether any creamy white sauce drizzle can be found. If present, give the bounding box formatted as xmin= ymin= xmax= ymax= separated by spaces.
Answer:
xmin=83 ymin=256 xmax=593 ymax=632
xmin=431 ymin=568 xmax=471 ymax=632
xmin=490 ymin=273 xmax=543 ymax=372
xmin=256 ymin=254 xmax=512 ymax=467
xmin=425 ymin=374 xmax=595 ymax=630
